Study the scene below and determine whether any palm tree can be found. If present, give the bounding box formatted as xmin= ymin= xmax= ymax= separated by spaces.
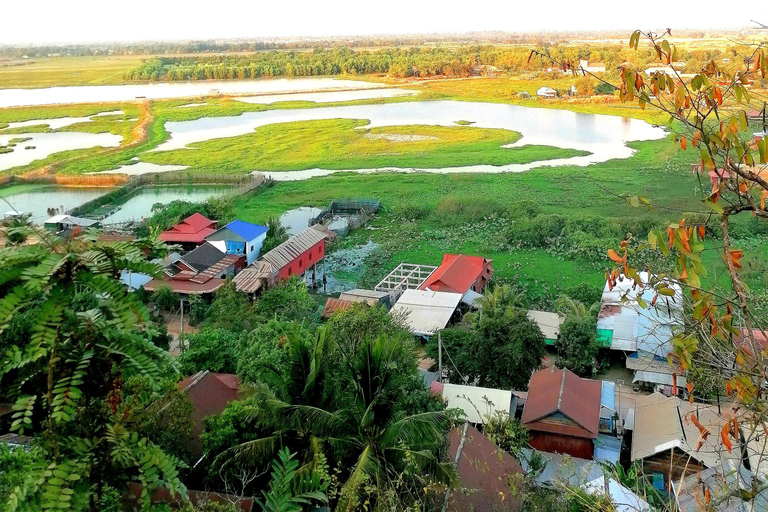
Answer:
xmin=261 ymin=216 xmax=289 ymax=254
xmin=0 ymin=212 xmax=34 ymax=246
xmin=555 ymin=294 xmax=600 ymax=321
xmin=231 ymin=332 xmax=455 ymax=511
xmin=473 ymin=284 xmax=524 ymax=320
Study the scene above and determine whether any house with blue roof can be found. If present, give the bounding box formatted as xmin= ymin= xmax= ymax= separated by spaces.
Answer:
xmin=205 ymin=220 xmax=268 ymax=265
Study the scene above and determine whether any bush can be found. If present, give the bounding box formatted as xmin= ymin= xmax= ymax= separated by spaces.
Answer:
xmin=595 ymin=82 xmax=616 ymax=95
xmin=564 ymin=283 xmax=602 ymax=307
xmin=177 ymin=328 xmax=245 ymax=375
xmin=555 ymin=318 xmax=599 ymax=377
xmin=431 ymin=196 xmax=505 ymax=226
xmin=152 ymin=285 xmax=179 ymax=312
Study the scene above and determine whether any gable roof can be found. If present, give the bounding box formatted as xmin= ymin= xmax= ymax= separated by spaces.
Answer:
xmin=177 ymin=242 xmax=227 ymax=272
xmin=321 ymin=298 xmax=355 ymax=318
xmin=218 ymin=220 xmax=268 ymax=241
xmin=178 ymin=371 xmax=240 ymax=456
xmin=160 ymin=213 xmax=218 ymax=243
xmin=419 ymin=254 xmax=491 ymax=294
xmin=260 ymin=225 xmax=327 ymax=270
xmin=446 ymin=424 xmax=524 ymax=512
xmin=521 ymin=367 xmax=601 ymax=439
xmin=630 ymin=392 xmax=737 ymax=468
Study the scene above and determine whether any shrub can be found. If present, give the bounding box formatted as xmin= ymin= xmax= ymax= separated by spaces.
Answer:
xmin=152 ymin=285 xmax=179 ymax=312
xmin=431 ymin=196 xmax=505 ymax=226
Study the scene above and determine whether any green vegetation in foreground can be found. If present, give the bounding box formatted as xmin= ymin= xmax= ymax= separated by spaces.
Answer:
xmin=229 ymin=136 xmax=768 ymax=306
xmin=143 ymin=119 xmax=588 ymax=173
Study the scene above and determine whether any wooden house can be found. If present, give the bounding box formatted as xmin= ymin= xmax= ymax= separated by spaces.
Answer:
xmin=260 ymin=225 xmax=328 ymax=281
xmin=521 ymin=367 xmax=602 ymax=459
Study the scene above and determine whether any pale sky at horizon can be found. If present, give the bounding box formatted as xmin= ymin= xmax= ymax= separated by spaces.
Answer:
xmin=2 ymin=1 xmax=767 ymax=46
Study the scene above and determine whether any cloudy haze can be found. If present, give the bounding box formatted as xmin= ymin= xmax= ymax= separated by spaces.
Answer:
xmin=3 ymin=0 xmax=767 ymax=45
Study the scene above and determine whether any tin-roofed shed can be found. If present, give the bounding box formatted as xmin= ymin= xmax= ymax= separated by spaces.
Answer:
xmin=389 ymin=289 xmax=462 ymax=336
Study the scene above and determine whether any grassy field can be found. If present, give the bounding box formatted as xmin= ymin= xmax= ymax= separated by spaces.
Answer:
xmin=142 ymin=119 xmax=587 ymax=173
xmin=0 ymin=56 xmax=146 ymax=89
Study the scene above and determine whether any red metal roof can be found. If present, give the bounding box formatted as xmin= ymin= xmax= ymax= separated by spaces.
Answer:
xmin=419 ymin=254 xmax=491 ymax=294
xmin=447 ymin=424 xmax=524 ymax=512
xmin=178 ymin=371 xmax=240 ymax=456
xmin=160 ymin=213 xmax=218 ymax=244
xmin=321 ymin=298 xmax=354 ymax=318
xmin=521 ymin=367 xmax=601 ymax=439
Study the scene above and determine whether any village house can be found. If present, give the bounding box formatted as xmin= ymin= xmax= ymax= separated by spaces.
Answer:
xmin=577 ymin=59 xmax=606 ymax=74
xmin=232 ymin=260 xmax=278 ymax=295
xmin=596 ymin=272 xmax=684 ymax=394
xmin=144 ymin=242 xmax=244 ymax=296
xmin=521 ymin=367 xmax=602 ymax=460
xmin=537 ymin=86 xmax=558 ymax=99
xmin=177 ymin=371 xmax=240 ymax=458
xmin=44 ymin=214 xmax=100 ymax=233
xmin=205 ymin=219 xmax=268 ymax=265
xmin=629 ymin=392 xmax=741 ymax=493
xmin=419 ymin=253 xmax=493 ymax=297
xmin=259 ymin=225 xmax=328 ymax=282
xmin=159 ymin=212 xmax=218 ymax=251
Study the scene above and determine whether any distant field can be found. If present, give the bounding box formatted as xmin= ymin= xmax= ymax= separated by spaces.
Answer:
xmin=0 ymin=56 xmax=145 ymax=89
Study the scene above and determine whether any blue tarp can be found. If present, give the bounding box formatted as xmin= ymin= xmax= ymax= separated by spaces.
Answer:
xmin=225 ymin=220 xmax=268 ymax=241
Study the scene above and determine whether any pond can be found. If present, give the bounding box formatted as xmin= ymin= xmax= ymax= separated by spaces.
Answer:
xmin=279 ymin=206 xmax=323 ymax=235
xmin=234 ymin=88 xmax=418 ymax=105
xmin=0 ymin=185 xmax=107 ymax=222
xmin=101 ymin=185 xmax=231 ymax=223
xmin=155 ymin=100 xmax=666 ymax=177
xmin=0 ymin=131 xmax=122 ymax=171
xmin=0 ymin=78 xmax=384 ymax=108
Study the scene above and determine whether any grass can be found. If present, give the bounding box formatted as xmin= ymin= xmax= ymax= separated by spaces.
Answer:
xmin=142 ymin=119 xmax=587 ymax=173
xmin=0 ymin=56 xmax=146 ymax=89
xmin=230 ymin=134 xmax=768 ymax=306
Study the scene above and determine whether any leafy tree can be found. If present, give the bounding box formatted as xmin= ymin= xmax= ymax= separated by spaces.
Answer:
xmin=260 ymin=217 xmax=289 ymax=255
xmin=474 ymin=308 xmax=546 ymax=389
xmin=188 ymin=294 xmax=209 ymax=326
xmin=425 ymin=327 xmax=479 ymax=384
xmin=178 ymin=328 xmax=244 ymax=375
xmin=0 ymin=230 xmax=185 ymax=511
xmin=253 ymin=277 xmax=319 ymax=323
xmin=236 ymin=319 xmax=314 ymax=390
xmin=205 ymin=280 xmax=259 ymax=332
xmin=555 ymin=317 xmax=599 ymax=377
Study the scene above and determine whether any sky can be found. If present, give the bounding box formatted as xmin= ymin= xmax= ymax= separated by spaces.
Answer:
xmin=2 ymin=1 xmax=767 ymax=45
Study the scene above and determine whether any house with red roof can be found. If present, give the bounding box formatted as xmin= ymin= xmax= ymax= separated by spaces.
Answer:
xmin=178 ymin=371 xmax=241 ymax=457
xmin=419 ymin=254 xmax=493 ymax=295
xmin=521 ymin=367 xmax=602 ymax=459
xmin=160 ymin=213 xmax=218 ymax=250
xmin=144 ymin=242 xmax=244 ymax=296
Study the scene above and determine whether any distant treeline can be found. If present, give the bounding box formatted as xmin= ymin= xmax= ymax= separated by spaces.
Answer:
xmin=0 ymin=28 xmax=741 ymax=58
xmin=123 ymin=44 xmax=731 ymax=81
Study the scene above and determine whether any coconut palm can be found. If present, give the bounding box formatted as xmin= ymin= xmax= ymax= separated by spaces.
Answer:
xmin=231 ymin=332 xmax=455 ymax=511
xmin=555 ymin=294 xmax=600 ymax=321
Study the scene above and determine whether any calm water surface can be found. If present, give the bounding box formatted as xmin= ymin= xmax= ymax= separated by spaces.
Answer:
xmin=155 ymin=100 xmax=666 ymax=177
xmin=0 ymin=78 xmax=383 ymax=108
xmin=0 ymin=132 xmax=122 ymax=171
xmin=102 ymin=186 xmax=230 ymax=223
xmin=1 ymin=186 xmax=107 ymax=222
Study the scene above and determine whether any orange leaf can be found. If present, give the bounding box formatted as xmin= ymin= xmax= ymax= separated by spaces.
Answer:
xmin=672 ymin=373 xmax=678 ymax=396
xmin=727 ymin=249 xmax=744 ymax=269
xmin=740 ymin=182 xmax=748 ymax=194
xmin=607 ymin=249 xmax=624 ymax=264
xmin=721 ymin=423 xmax=733 ymax=453
xmin=687 ymin=382 xmax=694 ymax=394
xmin=681 ymin=137 xmax=687 ymax=150
xmin=698 ymin=226 xmax=706 ymax=240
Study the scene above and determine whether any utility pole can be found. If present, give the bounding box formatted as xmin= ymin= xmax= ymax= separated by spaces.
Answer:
xmin=438 ymin=331 xmax=443 ymax=383
xmin=179 ymin=298 xmax=184 ymax=342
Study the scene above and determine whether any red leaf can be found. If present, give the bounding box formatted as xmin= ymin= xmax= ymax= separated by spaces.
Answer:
xmin=721 ymin=423 xmax=733 ymax=453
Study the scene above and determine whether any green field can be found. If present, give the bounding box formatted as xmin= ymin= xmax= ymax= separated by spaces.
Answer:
xmin=143 ymin=119 xmax=587 ymax=173
xmin=0 ymin=56 xmax=146 ymax=89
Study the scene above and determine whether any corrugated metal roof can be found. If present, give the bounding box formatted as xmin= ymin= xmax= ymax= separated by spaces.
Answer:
xmin=521 ymin=367 xmax=601 ymax=439
xmin=600 ymin=381 xmax=616 ymax=413
xmin=419 ymin=254 xmax=491 ymax=295
xmin=260 ymin=225 xmax=327 ymax=270
xmin=442 ymin=383 xmax=513 ymax=424
xmin=527 ymin=310 xmax=563 ymax=340
xmin=389 ymin=289 xmax=462 ymax=336
xmin=631 ymin=392 xmax=735 ymax=468
xmin=321 ymin=298 xmax=354 ymax=318
xmin=339 ymin=288 xmax=388 ymax=303
xmin=233 ymin=261 xmax=275 ymax=293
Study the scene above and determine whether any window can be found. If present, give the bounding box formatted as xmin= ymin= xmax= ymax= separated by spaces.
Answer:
xmin=250 ymin=245 xmax=254 ymax=251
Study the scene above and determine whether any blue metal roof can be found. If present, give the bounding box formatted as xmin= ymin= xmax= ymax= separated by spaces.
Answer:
xmin=224 ymin=220 xmax=268 ymax=241
xmin=601 ymin=381 xmax=616 ymax=412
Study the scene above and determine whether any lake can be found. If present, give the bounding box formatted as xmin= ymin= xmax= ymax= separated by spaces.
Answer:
xmin=155 ymin=100 xmax=666 ymax=176
xmin=0 ymin=78 xmax=384 ymax=108
xmin=0 ymin=131 xmax=122 ymax=171
xmin=234 ymin=88 xmax=418 ymax=105
xmin=0 ymin=185 xmax=107 ymax=222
